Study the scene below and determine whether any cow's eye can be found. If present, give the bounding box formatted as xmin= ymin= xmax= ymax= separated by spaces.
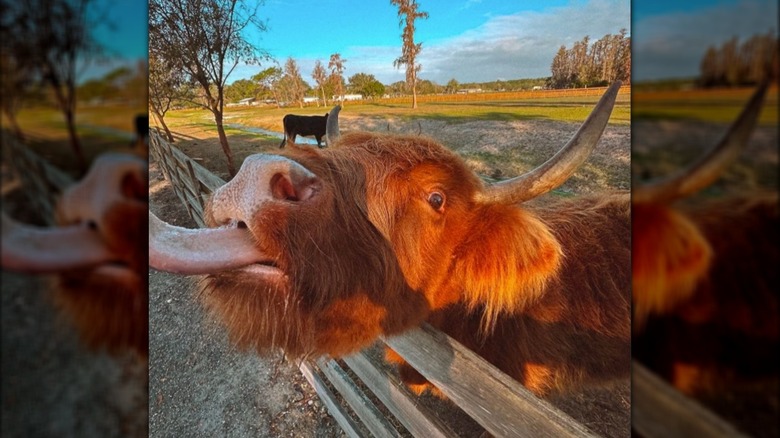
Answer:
xmin=427 ymin=192 xmax=445 ymax=211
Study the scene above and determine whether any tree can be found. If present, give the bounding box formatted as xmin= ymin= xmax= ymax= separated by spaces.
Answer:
xmin=3 ymin=0 xmax=103 ymax=173
xmin=328 ymin=53 xmax=346 ymax=103
xmin=225 ymin=78 xmax=256 ymax=103
xmin=311 ymin=60 xmax=328 ymax=106
xmin=149 ymin=53 xmax=185 ymax=142
xmin=548 ymin=31 xmax=631 ymax=89
xmin=549 ymin=45 xmax=571 ymax=88
xmin=0 ymin=47 xmax=36 ymax=140
xmin=252 ymin=66 xmax=283 ymax=107
xmin=149 ymin=0 xmax=268 ymax=176
xmin=697 ymin=31 xmax=777 ymax=88
xmin=390 ymin=0 xmax=428 ymax=109
xmin=347 ymin=73 xmax=385 ymax=98
xmin=416 ymin=79 xmax=440 ymax=95
xmin=283 ymin=57 xmax=306 ymax=108
xmin=616 ymin=30 xmax=631 ymax=84
xmin=445 ymin=78 xmax=459 ymax=94
xmin=385 ymin=81 xmax=407 ymax=96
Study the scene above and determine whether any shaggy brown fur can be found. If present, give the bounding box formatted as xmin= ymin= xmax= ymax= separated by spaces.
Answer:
xmin=199 ymin=131 xmax=631 ymax=396
xmin=51 ymin=163 xmax=149 ymax=357
xmin=633 ymin=192 xmax=779 ymax=394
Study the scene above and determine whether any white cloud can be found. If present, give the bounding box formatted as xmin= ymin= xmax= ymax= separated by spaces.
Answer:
xmin=633 ymin=0 xmax=778 ymax=81
xmin=409 ymin=0 xmax=628 ymax=83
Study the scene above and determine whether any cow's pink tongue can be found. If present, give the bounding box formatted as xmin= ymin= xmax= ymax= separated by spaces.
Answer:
xmin=2 ymin=213 xmax=115 ymax=273
xmin=149 ymin=212 xmax=266 ymax=275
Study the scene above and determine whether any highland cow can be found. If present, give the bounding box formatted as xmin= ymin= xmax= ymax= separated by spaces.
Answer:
xmin=2 ymin=153 xmax=149 ymax=356
xmin=632 ymin=82 xmax=778 ymax=395
xmin=150 ymin=82 xmax=631 ymax=396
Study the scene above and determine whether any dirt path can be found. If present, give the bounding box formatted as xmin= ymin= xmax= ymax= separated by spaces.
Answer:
xmin=148 ymin=161 xmax=344 ymax=437
xmin=1 ymin=188 xmax=147 ymax=438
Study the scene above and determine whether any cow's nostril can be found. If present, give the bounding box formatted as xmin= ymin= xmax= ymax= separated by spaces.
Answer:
xmin=87 ymin=220 xmax=98 ymax=230
xmin=237 ymin=221 xmax=247 ymax=229
xmin=270 ymin=172 xmax=300 ymax=202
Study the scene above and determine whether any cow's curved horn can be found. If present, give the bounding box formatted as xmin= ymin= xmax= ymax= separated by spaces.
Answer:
xmin=633 ymin=81 xmax=769 ymax=204
xmin=326 ymin=105 xmax=341 ymax=144
xmin=477 ymin=81 xmax=621 ymax=204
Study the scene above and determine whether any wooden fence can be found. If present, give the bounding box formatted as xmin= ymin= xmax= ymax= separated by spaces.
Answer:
xmin=2 ymin=132 xmax=73 ymax=223
xmin=382 ymin=85 xmax=631 ymax=105
xmin=282 ymin=86 xmax=631 ymax=109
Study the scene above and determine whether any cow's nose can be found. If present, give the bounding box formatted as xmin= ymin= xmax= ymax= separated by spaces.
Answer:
xmin=208 ymin=154 xmax=321 ymax=226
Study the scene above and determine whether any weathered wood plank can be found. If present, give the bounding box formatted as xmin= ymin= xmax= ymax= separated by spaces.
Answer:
xmin=344 ymin=350 xmax=458 ymax=438
xmin=299 ymin=361 xmax=366 ymax=438
xmin=2 ymin=134 xmax=74 ymax=224
xmin=632 ymin=362 xmax=748 ymax=438
xmin=150 ymin=131 xmax=226 ymax=192
xmin=384 ymin=324 xmax=598 ymax=438
xmin=317 ymin=358 xmax=404 ymax=438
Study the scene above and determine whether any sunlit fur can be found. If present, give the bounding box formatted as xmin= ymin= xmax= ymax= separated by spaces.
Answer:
xmin=632 ymin=204 xmax=713 ymax=329
xmin=633 ymin=192 xmax=779 ymax=394
xmin=51 ymin=168 xmax=149 ymax=357
xmin=199 ymin=131 xmax=631 ymax=396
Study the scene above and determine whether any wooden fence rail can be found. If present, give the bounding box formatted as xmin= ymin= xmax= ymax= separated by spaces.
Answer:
xmin=147 ymin=128 xmax=749 ymax=438
xmin=2 ymin=132 xmax=74 ymax=223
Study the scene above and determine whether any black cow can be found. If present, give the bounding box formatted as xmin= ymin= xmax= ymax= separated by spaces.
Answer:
xmin=279 ymin=113 xmax=329 ymax=148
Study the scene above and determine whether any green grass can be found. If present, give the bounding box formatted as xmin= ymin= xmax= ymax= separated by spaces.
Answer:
xmin=193 ymin=92 xmax=631 ymax=137
xmin=633 ymin=86 xmax=778 ymax=125
xmin=261 ymin=96 xmax=627 ymax=123
xmin=4 ymin=104 xmax=146 ymax=176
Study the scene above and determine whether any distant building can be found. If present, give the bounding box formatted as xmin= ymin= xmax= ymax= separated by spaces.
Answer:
xmin=456 ymin=88 xmax=483 ymax=94
xmin=237 ymin=97 xmax=256 ymax=106
xmin=303 ymin=96 xmax=319 ymax=104
xmin=333 ymin=94 xmax=364 ymax=102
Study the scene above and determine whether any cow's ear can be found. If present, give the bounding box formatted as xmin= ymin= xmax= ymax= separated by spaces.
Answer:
xmin=632 ymin=204 xmax=713 ymax=329
xmin=454 ymin=204 xmax=562 ymax=330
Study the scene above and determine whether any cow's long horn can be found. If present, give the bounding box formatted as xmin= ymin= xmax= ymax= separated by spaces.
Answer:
xmin=326 ymin=105 xmax=341 ymax=144
xmin=477 ymin=81 xmax=621 ymax=205
xmin=633 ymin=81 xmax=769 ymax=204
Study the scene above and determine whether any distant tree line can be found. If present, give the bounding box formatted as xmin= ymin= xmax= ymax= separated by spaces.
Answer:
xmin=548 ymin=30 xmax=630 ymax=89
xmin=698 ymin=31 xmax=778 ymax=88
xmin=221 ymin=73 xmax=550 ymax=105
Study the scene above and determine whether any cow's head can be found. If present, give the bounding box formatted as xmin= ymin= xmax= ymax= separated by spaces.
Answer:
xmin=150 ymin=83 xmax=621 ymax=358
xmin=2 ymin=153 xmax=149 ymax=355
xmin=632 ymin=82 xmax=769 ymax=329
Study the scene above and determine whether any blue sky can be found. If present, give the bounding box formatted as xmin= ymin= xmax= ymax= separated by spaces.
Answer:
xmin=632 ymin=0 xmax=778 ymax=81
xmin=229 ymin=0 xmax=630 ymax=85
xmin=81 ymin=0 xmax=147 ymax=82
xmin=83 ymin=0 xmax=777 ymax=86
